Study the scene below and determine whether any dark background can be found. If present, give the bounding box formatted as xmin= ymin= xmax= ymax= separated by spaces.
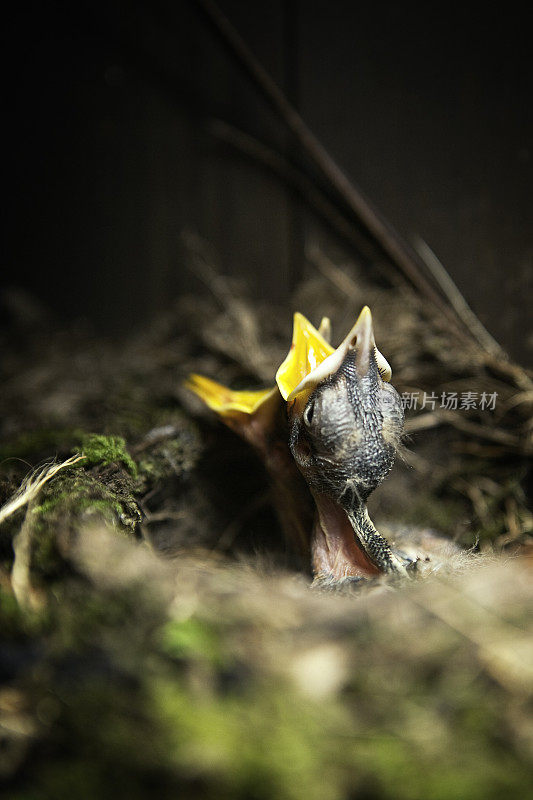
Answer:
xmin=4 ymin=1 xmax=532 ymax=364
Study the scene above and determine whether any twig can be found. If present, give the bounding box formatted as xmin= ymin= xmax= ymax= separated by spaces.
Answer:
xmin=404 ymin=413 xmax=443 ymax=434
xmin=209 ymin=118 xmax=380 ymax=267
xmin=414 ymin=238 xmax=508 ymax=359
xmin=11 ymin=501 xmax=39 ymax=608
xmin=437 ymin=411 xmax=529 ymax=452
xmin=181 ymin=231 xmax=273 ymax=380
xmin=0 ymin=455 xmax=85 ymax=526
xmin=403 ymin=409 xmax=530 ymax=454
xmin=306 ymin=247 xmax=377 ymax=299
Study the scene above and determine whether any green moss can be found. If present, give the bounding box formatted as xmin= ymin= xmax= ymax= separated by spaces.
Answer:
xmin=152 ymin=677 xmax=347 ymax=800
xmin=28 ymin=464 xmax=141 ymax=582
xmin=76 ymin=434 xmax=138 ymax=477
xmin=159 ymin=618 xmax=223 ymax=664
xmin=0 ymin=585 xmax=45 ymax=639
xmin=32 ymin=469 xmax=138 ymax=530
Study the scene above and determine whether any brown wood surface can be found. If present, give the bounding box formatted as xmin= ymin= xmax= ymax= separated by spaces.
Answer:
xmin=4 ymin=1 xmax=532 ymax=364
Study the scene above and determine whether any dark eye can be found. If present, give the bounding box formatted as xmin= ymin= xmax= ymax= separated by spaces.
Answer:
xmin=303 ymin=400 xmax=315 ymax=427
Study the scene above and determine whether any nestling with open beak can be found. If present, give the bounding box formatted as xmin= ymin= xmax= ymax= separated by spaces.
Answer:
xmin=186 ymin=307 xmax=412 ymax=584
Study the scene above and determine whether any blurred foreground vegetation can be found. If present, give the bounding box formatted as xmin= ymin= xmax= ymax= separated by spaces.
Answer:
xmin=1 ymin=519 xmax=532 ymax=800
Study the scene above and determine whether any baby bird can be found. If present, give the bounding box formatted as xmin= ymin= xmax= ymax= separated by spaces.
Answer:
xmin=186 ymin=308 xmax=415 ymax=584
xmin=282 ymin=308 xmax=409 ymax=581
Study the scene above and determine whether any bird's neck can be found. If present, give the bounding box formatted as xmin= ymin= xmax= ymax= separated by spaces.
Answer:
xmin=310 ymin=492 xmax=380 ymax=581
xmin=310 ymin=491 xmax=408 ymax=582
xmin=345 ymin=503 xmax=408 ymax=575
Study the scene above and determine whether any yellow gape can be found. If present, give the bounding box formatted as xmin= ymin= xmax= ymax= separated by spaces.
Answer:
xmin=185 ymin=312 xmax=334 ymax=423
xmin=275 ymin=313 xmax=334 ymax=401
xmin=184 ymin=374 xmax=276 ymax=417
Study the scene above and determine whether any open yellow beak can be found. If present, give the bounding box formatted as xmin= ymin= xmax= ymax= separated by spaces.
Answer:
xmin=275 ymin=313 xmax=334 ymax=401
xmin=275 ymin=307 xmax=392 ymax=411
xmin=184 ymin=374 xmax=276 ymax=417
xmin=184 ymin=373 xmax=281 ymax=451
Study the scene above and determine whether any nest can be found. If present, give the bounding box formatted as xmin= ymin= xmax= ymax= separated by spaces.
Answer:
xmin=0 ymin=235 xmax=532 ymax=797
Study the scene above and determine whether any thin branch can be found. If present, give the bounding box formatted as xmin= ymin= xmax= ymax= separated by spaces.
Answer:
xmin=181 ymin=231 xmax=274 ymax=381
xmin=0 ymin=455 xmax=85 ymax=526
xmin=414 ymin=238 xmax=507 ymax=359
xmin=7 ymin=456 xmax=84 ymax=608
xmin=11 ymin=502 xmax=39 ymax=608
xmin=306 ymin=247 xmax=373 ymax=298
xmin=405 ymin=410 xmax=530 ymax=453
xmin=209 ymin=118 xmax=381 ymax=267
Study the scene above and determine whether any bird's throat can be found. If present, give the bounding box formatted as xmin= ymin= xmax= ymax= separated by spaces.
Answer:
xmin=311 ymin=491 xmax=409 ymax=581
xmin=311 ymin=492 xmax=381 ymax=581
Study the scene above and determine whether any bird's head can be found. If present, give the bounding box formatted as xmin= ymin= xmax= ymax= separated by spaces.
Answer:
xmin=278 ymin=306 xmax=404 ymax=509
